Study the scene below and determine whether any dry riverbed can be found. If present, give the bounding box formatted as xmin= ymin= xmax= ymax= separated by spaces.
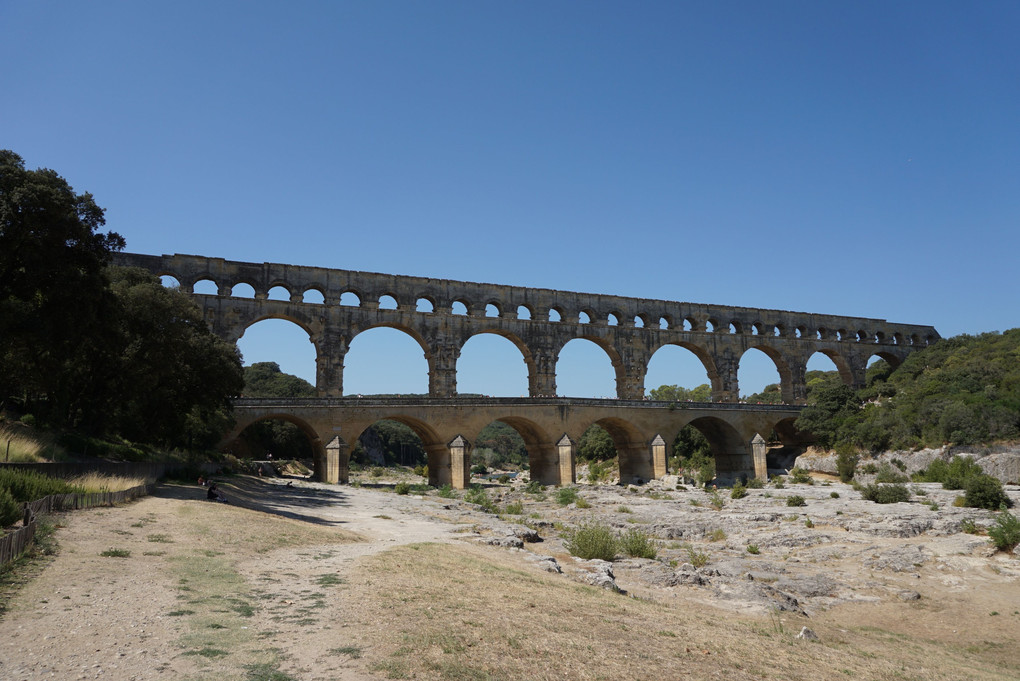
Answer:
xmin=1 ymin=472 xmax=1018 ymax=681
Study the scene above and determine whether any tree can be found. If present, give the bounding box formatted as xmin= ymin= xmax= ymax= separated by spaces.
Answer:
xmin=243 ymin=362 xmax=317 ymax=398
xmin=578 ymin=424 xmax=617 ymax=461
xmin=105 ymin=267 xmax=244 ymax=448
xmin=649 ymin=384 xmax=712 ymax=402
xmin=0 ymin=150 xmax=125 ymax=427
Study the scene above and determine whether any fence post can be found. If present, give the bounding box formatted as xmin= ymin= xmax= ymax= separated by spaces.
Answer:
xmin=23 ymin=504 xmax=32 ymax=527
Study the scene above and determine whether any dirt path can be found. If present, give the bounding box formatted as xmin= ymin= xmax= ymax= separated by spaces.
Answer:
xmin=0 ymin=478 xmax=462 ymax=681
xmin=1 ymin=474 xmax=1018 ymax=681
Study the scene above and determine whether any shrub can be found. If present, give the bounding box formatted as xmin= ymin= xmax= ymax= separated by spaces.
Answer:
xmin=0 ymin=468 xmax=80 ymax=502
xmin=875 ymin=463 xmax=909 ymax=483
xmin=746 ymin=544 xmax=760 ymax=555
xmin=836 ymin=447 xmax=859 ymax=483
xmin=786 ymin=495 xmax=807 ymax=507
xmin=707 ymin=490 xmax=725 ymax=510
xmin=575 ymin=496 xmax=591 ymax=509
xmin=696 ymin=460 xmax=716 ymax=487
xmin=860 ymin=483 xmax=911 ymax=504
xmin=959 ymin=518 xmax=981 ymax=535
xmin=565 ymin=520 xmax=618 ymax=561
xmin=619 ymin=528 xmax=657 ymax=559
xmin=988 ymin=508 xmax=1020 ymax=553
xmin=556 ymin=487 xmax=579 ymax=506
xmin=730 ymin=481 xmax=748 ymax=499
xmin=470 ymin=463 xmax=488 ymax=476
xmin=862 ymin=462 xmax=878 ymax=475
xmin=412 ymin=464 xmax=427 ymax=477
xmin=464 ymin=485 xmax=496 ymax=512
xmin=437 ymin=484 xmax=456 ymax=499
xmin=0 ymin=486 xmax=21 ymax=527
xmin=524 ymin=480 xmax=544 ymax=494
xmin=746 ymin=476 xmax=765 ymax=489
xmin=789 ymin=467 xmax=813 ymax=485
xmin=394 ymin=482 xmax=411 ymax=495
xmin=588 ymin=460 xmax=613 ymax=484
xmin=830 ymin=491 xmax=840 ymax=499
xmin=370 ymin=467 xmax=385 ymax=478
xmin=684 ymin=544 xmax=709 ymax=568
xmin=505 ymin=500 xmax=524 ymax=515
xmin=963 ymin=473 xmax=1013 ymax=510
xmin=708 ymin=528 xmax=726 ymax=542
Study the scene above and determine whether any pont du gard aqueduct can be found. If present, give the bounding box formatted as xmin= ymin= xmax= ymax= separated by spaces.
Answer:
xmin=113 ymin=252 xmax=940 ymax=489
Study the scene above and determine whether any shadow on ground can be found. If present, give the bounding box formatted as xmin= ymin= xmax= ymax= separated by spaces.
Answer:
xmin=152 ymin=476 xmax=353 ymax=527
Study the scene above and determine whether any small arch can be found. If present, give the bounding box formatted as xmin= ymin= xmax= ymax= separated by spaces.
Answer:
xmin=193 ymin=278 xmax=218 ymax=295
xmin=607 ymin=313 xmax=619 ymax=326
xmin=729 ymin=321 xmax=741 ymax=334
xmin=816 ymin=328 xmax=825 ymax=340
xmin=379 ymin=295 xmax=398 ymax=310
xmin=659 ymin=316 xmax=671 ymax=330
xmin=706 ymin=319 xmax=717 ymax=333
xmin=452 ymin=301 xmax=469 ymax=316
xmin=795 ymin=326 xmax=805 ymax=339
xmin=874 ymin=331 xmax=886 ymax=343
xmin=891 ymin=332 xmax=903 ymax=345
xmin=682 ymin=318 xmax=694 ymax=332
xmin=855 ymin=329 xmax=869 ymax=342
xmin=159 ymin=275 xmax=181 ymax=289
xmin=548 ymin=307 xmax=562 ymax=323
xmin=303 ymin=288 xmax=325 ymax=304
xmin=578 ymin=311 xmax=591 ymax=324
xmin=634 ymin=316 xmax=644 ymax=328
xmin=750 ymin=322 xmax=764 ymax=336
xmin=517 ymin=305 xmax=533 ymax=320
xmin=485 ymin=303 xmax=501 ymax=318
xmin=232 ymin=283 xmax=256 ymax=298
xmin=268 ymin=285 xmax=291 ymax=301
xmin=416 ymin=297 xmax=435 ymax=313
xmin=773 ymin=325 xmax=783 ymax=337
xmin=340 ymin=291 xmax=362 ymax=307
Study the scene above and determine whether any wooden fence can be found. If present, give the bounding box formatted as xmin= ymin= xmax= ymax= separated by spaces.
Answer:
xmin=0 ymin=483 xmax=154 ymax=569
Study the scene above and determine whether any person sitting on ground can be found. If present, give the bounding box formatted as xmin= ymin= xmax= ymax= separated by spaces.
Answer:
xmin=207 ymin=483 xmax=219 ymax=500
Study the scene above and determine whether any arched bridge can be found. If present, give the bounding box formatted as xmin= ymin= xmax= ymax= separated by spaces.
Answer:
xmin=225 ymin=397 xmax=805 ymax=488
xmin=113 ymin=252 xmax=940 ymax=403
xmin=112 ymin=252 xmax=939 ymax=486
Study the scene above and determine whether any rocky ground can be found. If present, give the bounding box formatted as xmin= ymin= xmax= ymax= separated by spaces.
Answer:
xmin=1 ymin=469 xmax=1018 ymax=680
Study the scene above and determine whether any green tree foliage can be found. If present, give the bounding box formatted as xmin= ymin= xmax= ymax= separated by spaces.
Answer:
xmin=105 ymin=267 xmax=244 ymax=448
xmin=239 ymin=362 xmax=317 ymax=459
xmin=578 ymin=424 xmax=616 ymax=462
xmin=649 ymin=384 xmax=712 ymax=402
xmin=797 ymin=331 xmax=1020 ymax=453
xmin=473 ymin=421 xmax=528 ymax=469
xmin=243 ymin=362 xmax=317 ymax=398
xmin=0 ymin=150 xmax=125 ymax=428
xmin=353 ymin=420 xmax=426 ymax=466
xmin=743 ymin=383 xmax=783 ymax=404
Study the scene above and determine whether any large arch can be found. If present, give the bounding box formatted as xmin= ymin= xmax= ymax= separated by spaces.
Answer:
xmin=237 ymin=317 xmax=318 ymax=387
xmin=221 ymin=412 xmax=327 ymax=481
xmin=685 ymin=416 xmax=751 ymax=481
xmin=645 ymin=342 xmax=719 ymax=399
xmin=457 ymin=331 xmax=533 ymax=397
xmin=476 ymin=416 xmax=559 ymax=485
xmin=738 ymin=345 xmax=790 ymax=403
xmin=588 ymin=416 xmax=653 ymax=484
xmin=344 ymin=326 xmax=431 ymax=396
xmin=556 ymin=338 xmax=622 ymax=398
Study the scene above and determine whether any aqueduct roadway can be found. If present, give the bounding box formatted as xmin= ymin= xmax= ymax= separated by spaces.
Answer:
xmin=114 ymin=252 xmax=939 ymax=487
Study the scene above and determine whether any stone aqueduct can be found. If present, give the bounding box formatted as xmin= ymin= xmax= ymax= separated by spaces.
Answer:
xmin=113 ymin=252 xmax=940 ymax=487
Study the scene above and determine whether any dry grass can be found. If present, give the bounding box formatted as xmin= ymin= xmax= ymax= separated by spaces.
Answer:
xmin=68 ymin=473 xmax=150 ymax=492
xmin=342 ymin=542 xmax=1019 ymax=681
xmin=0 ymin=424 xmax=53 ymax=463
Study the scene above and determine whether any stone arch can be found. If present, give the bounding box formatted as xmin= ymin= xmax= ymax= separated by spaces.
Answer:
xmin=303 ymin=287 xmax=325 ymax=304
xmin=484 ymin=416 xmax=559 ymax=485
xmin=343 ymin=324 xmax=432 ymax=395
xmin=684 ymin=416 xmax=750 ymax=481
xmin=589 ymin=416 xmax=651 ymax=484
xmin=740 ymin=345 xmax=793 ymax=403
xmin=457 ymin=330 xmax=533 ymax=397
xmin=223 ymin=412 xmax=327 ymax=480
xmin=268 ymin=285 xmax=292 ymax=301
xmin=645 ymin=341 xmax=720 ymax=398
xmin=340 ymin=289 xmax=362 ymax=306
xmin=555 ymin=337 xmax=625 ymax=398
xmin=231 ymin=282 xmax=257 ymax=298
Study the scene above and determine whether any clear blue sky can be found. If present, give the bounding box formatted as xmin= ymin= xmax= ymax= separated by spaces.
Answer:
xmin=3 ymin=1 xmax=1018 ymax=398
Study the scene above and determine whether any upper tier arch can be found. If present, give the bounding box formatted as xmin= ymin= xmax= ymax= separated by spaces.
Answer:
xmin=113 ymin=252 xmax=940 ymax=403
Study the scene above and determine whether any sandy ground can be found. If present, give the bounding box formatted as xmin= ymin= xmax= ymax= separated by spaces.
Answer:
xmin=1 ymin=474 xmax=1018 ymax=681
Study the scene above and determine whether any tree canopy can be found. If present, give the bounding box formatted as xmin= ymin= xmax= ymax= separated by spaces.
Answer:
xmin=1 ymin=150 xmax=244 ymax=449
xmin=796 ymin=331 xmax=1020 ymax=451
